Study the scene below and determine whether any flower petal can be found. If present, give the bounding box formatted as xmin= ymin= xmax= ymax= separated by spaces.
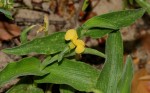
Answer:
xmin=65 ymin=29 xmax=78 ymax=41
xmin=75 ymin=45 xmax=85 ymax=54
xmin=73 ymin=39 xmax=85 ymax=46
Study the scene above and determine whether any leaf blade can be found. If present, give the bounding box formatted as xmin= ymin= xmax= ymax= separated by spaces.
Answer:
xmin=6 ymin=77 xmax=44 ymax=93
xmin=136 ymin=0 xmax=150 ymax=14
xmin=96 ymin=31 xmax=123 ymax=93
xmin=84 ymin=48 xmax=106 ymax=58
xmin=35 ymin=59 xmax=100 ymax=92
xmin=117 ymin=56 xmax=134 ymax=93
xmin=2 ymin=32 xmax=67 ymax=55
xmin=0 ymin=9 xmax=13 ymax=19
xmin=82 ymin=0 xmax=89 ymax=11
xmin=20 ymin=25 xmax=36 ymax=44
xmin=82 ymin=9 xmax=145 ymax=30
xmin=0 ymin=57 xmax=45 ymax=87
xmin=85 ymin=28 xmax=113 ymax=38
xmin=59 ymin=85 xmax=75 ymax=93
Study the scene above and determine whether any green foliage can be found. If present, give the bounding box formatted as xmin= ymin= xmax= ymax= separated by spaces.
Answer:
xmin=7 ymin=84 xmax=44 ymax=93
xmin=35 ymin=59 xmax=100 ymax=92
xmin=95 ymin=31 xmax=123 ymax=93
xmin=2 ymin=32 xmax=67 ymax=55
xmin=20 ymin=25 xmax=36 ymax=44
xmin=135 ymin=0 xmax=150 ymax=14
xmin=82 ymin=0 xmax=90 ymax=11
xmin=6 ymin=77 xmax=44 ymax=93
xmin=0 ymin=0 xmax=13 ymax=19
xmin=0 ymin=0 xmax=13 ymax=10
xmin=117 ymin=56 xmax=134 ymax=93
xmin=59 ymin=85 xmax=75 ymax=93
xmin=83 ymin=48 xmax=106 ymax=58
xmin=81 ymin=8 xmax=145 ymax=29
xmin=0 ymin=57 xmax=46 ymax=87
xmin=84 ymin=28 xmax=113 ymax=38
xmin=0 ymin=8 xmax=145 ymax=93
xmin=124 ymin=0 xmax=150 ymax=14
xmin=0 ymin=8 xmax=13 ymax=19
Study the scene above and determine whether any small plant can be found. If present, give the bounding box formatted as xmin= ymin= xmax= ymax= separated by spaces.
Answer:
xmin=0 ymin=0 xmax=13 ymax=19
xmin=0 ymin=4 xmax=145 ymax=93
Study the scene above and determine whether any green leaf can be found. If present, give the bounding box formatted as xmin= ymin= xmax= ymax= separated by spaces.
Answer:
xmin=7 ymin=84 xmax=43 ymax=93
xmin=84 ymin=28 xmax=113 ymax=38
xmin=0 ymin=57 xmax=46 ymax=87
xmin=2 ymin=32 xmax=67 ymax=55
xmin=0 ymin=0 xmax=13 ymax=10
xmin=92 ymin=89 xmax=103 ymax=93
xmin=20 ymin=25 xmax=36 ymax=44
xmin=41 ymin=56 xmax=52 ymax=68
xmin=96 ymin=31 xmax=123 ymax=93
xmin=41 ymin=54 xmax=58 ymax=69
xmin=60 ymin=85 xmax=75 ymax=93
xmin=58 ymin=47 xmax=70 ymax=62
xmin=83 ymin=48 xmax=106 ymax=58
xmin=0 ymin=8 xmax=13 ymax=19
xmin=82 ymin=9 xmax=145 ymax=30
xmin=135 ymin=0 xmax=150 ymax=14
xmin=43 ymin=56 xmax=51 ymax=63
xmin=35 ymin=59 xmax=100 ymax=92
xmin=7 ymin=77 xmax=44 ymax=93
xmin=117 ymin=56 xmax=134 ymax=93
xmin=82 ymin=0 xmax=89 ymax=11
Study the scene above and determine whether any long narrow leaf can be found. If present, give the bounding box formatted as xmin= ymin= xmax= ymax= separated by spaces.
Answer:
xmin=20 ymin=25 xmax=36 ymax=44
xmin=82 ymin=0 xmax=89 ymax=11
xmin=84 ymin=48 xmax=106 ymax=58
xmin=82 ymin=9 xmax=145 ymax=30
xmin=2 ymin=32 xmax=67 ymax=55
xmin=117 ymin=56 xmax=134 ymax=93
xmin=136 ymin=0 xmax=150 ymax=14
xmin=96 ymin=31 xmax=123 ymax=93
xmin=85 ymin=28 xmax=113 ymax=38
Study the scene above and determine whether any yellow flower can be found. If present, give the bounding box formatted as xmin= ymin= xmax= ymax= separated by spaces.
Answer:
xmin=75 ymin=45 xmax=85 ymax=54
xmin=65 ymin=29 xmax=85 ymax=54
xmin=73 ymin=39 xmax=85 ymax=46
xmin=65 ymin=29 xmax=78 ymax=41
